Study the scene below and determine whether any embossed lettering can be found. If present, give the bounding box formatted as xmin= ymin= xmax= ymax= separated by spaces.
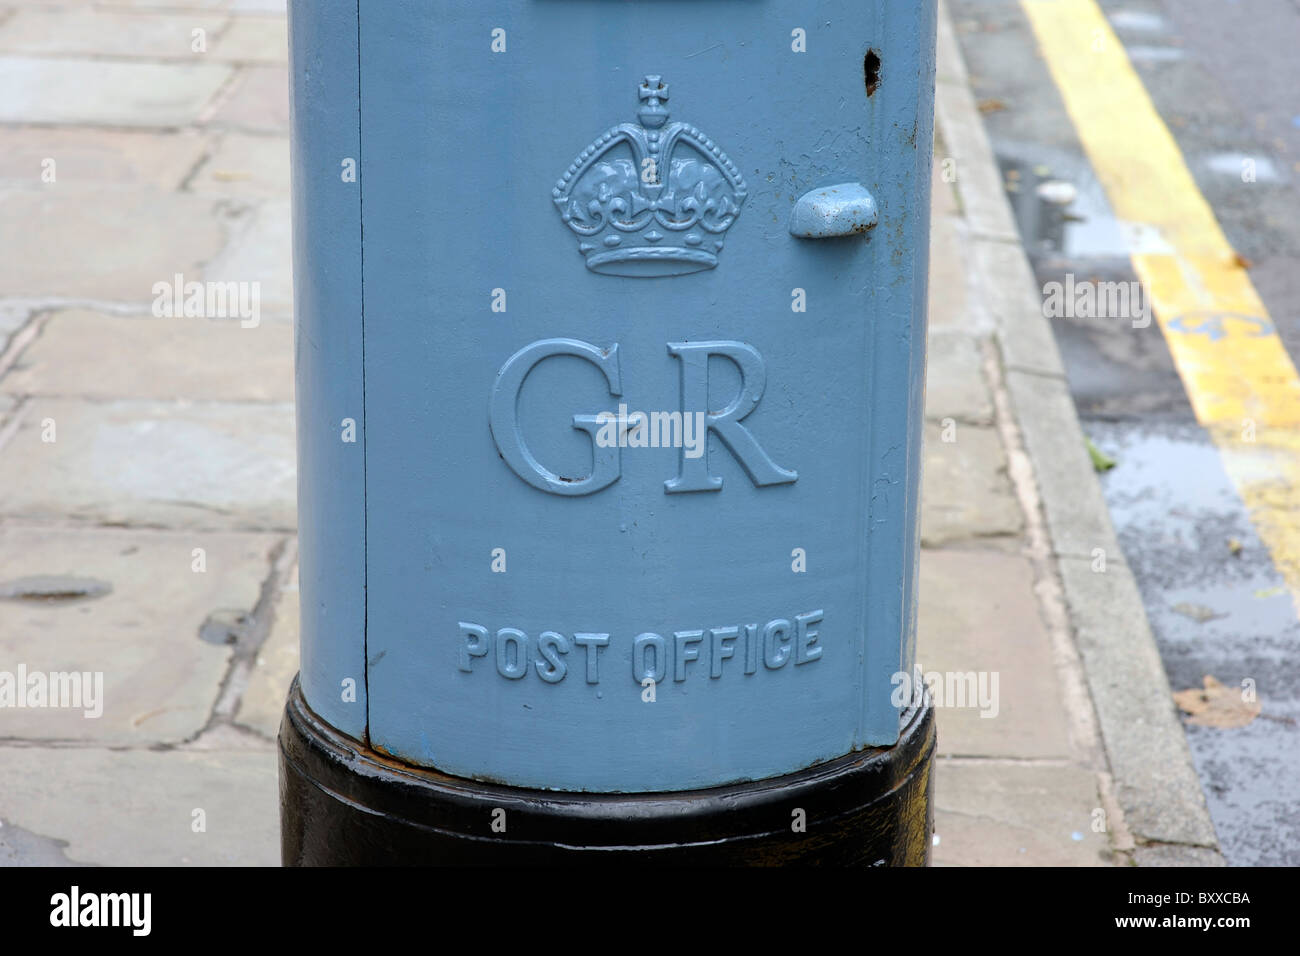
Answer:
xmin=632 ymin=632 xmax=667 ymax=685
xmin=743 ymin=623 xmax=760 ymax=674
xmin=672 ymin=630 xmax=705 ymax=681
xmin=495 ymin=628 xmax=529 ymax=679
xmin=573 ymin=632 xmax=610 ymax=684
xmin=710 ymin=626 xmax=739 ymax=678
xmin=665 ymin=342 xmax=798 ymax=493
xmin=763 ymin=618 xmax=794 ymax=669
xmin=457 ymin=615 xmax=821 ymax=685
xmin=458 ymin=622 xmax=490 ymax=672
xmin=796 ymin=610 xmax=824 ymax=664
xmin=535 ymin=631 xmax=570 ymax=683
xmin=491 ymin=339 xmax=795 ymax=496
xmin=489 ymin=338 xmax=622 ymax=496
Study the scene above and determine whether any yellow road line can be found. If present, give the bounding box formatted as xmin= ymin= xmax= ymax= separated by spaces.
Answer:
xmin=1021 ymin=0 xmax=1300 ymax=608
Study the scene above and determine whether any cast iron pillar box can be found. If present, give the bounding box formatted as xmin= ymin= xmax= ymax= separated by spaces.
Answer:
xmin=281 ymin=0 xmax=938 ymax=866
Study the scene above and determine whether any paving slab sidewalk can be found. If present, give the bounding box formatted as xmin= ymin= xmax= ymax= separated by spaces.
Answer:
xmin=0 ymin=0 xmax=1220 ymax=866
xmin=0 ymin=0 xmax=293 ymax=867
xmin=925 ymin=0 xmax=1222 ymax=866
xmin=922 ymin=148 xmax=1119 ymax=867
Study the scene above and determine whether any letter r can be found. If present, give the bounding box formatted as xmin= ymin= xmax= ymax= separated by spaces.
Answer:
xmin=664 ymin=341 xmax=797 ymax=493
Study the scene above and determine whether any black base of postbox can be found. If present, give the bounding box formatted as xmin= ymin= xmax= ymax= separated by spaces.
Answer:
xmin=279 ymin=677 xmax=934 ymax=866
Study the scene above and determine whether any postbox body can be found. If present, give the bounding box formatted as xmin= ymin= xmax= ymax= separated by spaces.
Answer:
xmin=291 ymin=0 xmax=935 ymax=793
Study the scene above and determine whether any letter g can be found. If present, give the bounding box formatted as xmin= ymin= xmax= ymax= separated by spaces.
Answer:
xmin=489 ymin=338 xmax=622 ymax=496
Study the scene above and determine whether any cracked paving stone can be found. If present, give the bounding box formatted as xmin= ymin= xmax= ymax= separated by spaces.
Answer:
xmin=236 ymin=562 xmax=298 ymax=738
xmin=0 ymin=127 xmax=210 ymax=192
xmin=204 ymin=65 xmax=289 ymax=133
xmin=188 ymin=132 xmax=289 ymax=199
xmin=0 ymin=526 xmax=278 ymax=745
xmin=201 ymin=198 xmax=293 ymax=316
xmin=1 ymin=309 xmax=293 ymax=402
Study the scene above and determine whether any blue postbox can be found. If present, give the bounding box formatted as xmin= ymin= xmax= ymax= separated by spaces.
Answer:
xmin=282 ymin=0 xmax=937 ymax=865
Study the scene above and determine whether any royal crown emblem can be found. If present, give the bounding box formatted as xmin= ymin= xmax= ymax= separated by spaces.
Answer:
xmin=552 ymin=75 xmax=747 ymax=277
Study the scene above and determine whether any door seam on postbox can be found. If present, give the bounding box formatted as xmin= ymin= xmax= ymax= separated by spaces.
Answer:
xmin=356 ymin=0 xmax=371 ymax=747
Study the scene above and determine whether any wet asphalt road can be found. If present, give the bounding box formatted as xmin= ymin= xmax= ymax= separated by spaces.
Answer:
xmin=949 ymin=0 xmax=1300 ymax=864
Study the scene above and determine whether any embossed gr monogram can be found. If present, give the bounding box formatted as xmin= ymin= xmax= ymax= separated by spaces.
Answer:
xmin=489 ymin=339 xmax=797 ymax=496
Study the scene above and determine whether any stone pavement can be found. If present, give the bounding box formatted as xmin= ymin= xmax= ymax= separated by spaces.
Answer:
xmin=923 ymin=154 xmax=1120 ymax=866
xmin=0 ymin=1 xmax=1191 ymax=866
xmin=0 ymin=0 xmax=292 ymax=866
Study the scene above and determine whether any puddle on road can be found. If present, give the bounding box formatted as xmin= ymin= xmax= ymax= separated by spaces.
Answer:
xmin=996 ymin=149 xmax=1188 ymax=416
xmin=1087 ymin=419 xmax=1300 ymax=865
xmin=998 ymin=150 xmax=1135 ymax=261
xmin=1089 ymin=422 xmax=1296 ymax=639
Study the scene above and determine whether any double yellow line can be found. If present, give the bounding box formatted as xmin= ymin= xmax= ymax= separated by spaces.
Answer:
xmin=1022 ymin=0 xmax=1300 ymax=611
